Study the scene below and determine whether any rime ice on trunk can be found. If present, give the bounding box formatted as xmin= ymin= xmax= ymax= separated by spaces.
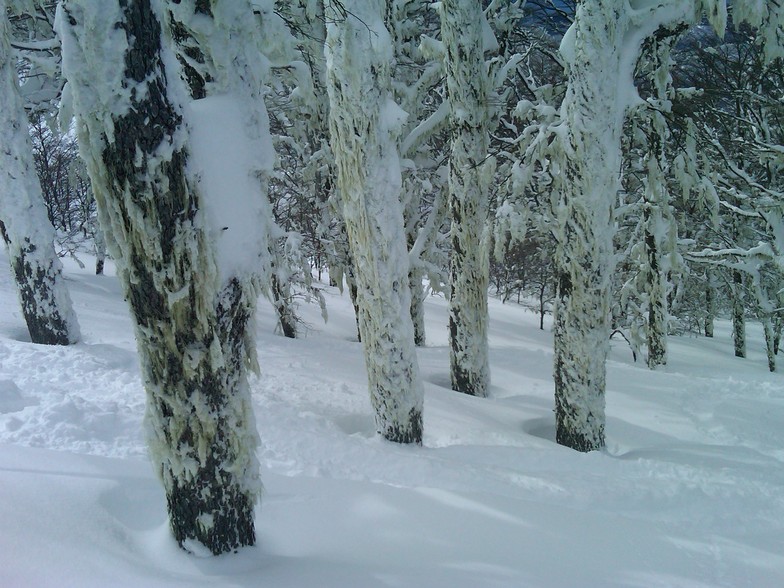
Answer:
xmin=642 ymin=138 xmax=669 ymax=370
xmin=551 ymin=0 xmax=693 ymax=451
xmin=325 ymin=0 xmax=424 ymax=444
xmin=0 ymin=2 xmax=79 ymax=346
xmin=440 ymin=0 xmax=491 ymax=397
xmin=551 ymin=4 xmax=624 ymax=452
xmin=58 ymin=0 xmax=261 ymax=554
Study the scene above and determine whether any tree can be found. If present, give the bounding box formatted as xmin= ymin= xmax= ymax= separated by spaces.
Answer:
xmin=58 ymin=0 xmax=271 ymax=554
xmin=386 ymin=0 xmax=450 ymax=349
xmin=440 ymin=0 xmax=492 ymax=397
xmin=0 ymin=0 xmax=79 ymax=346
xmin=547 ymin=0 xmax=783 ymax=451
xmin=272 ymin=0 xmax=354 ymax=338
xmin=549 ymin=1 xmax=688 ymax=451
xmin=617 ymin=25 xmax=688 ymax=369
xmin=669 ymin=15 xmax=784 ymax=368
xmin=324 ymin=0 xmax=424 ymax=444
xmin=30 ymin=117 xmax=96 ymax=256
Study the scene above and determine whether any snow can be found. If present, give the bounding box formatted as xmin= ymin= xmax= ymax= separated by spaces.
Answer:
xmin=55 ymin=0 xmax=132 ymax=142
xmin=186 ymin=95 xmax=272 ymax=282
xmin=1 ymin=250 xmax=783 ymax=585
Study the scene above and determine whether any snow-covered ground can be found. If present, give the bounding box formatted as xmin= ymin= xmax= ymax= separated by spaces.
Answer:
xmin=1 ymin=251 xmax=783 ymax=587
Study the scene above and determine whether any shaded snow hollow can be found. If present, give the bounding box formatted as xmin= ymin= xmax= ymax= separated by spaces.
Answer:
xmin=0 ymin=250 xmax=783 ymax=587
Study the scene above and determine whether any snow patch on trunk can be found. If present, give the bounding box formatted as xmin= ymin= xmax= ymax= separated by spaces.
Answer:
xmin=185 ymin=95 xmax=272 ymax=283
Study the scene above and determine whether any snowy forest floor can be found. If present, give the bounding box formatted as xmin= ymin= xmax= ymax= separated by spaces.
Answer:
xmin=1 ymin=251 xmax=783 ymax=588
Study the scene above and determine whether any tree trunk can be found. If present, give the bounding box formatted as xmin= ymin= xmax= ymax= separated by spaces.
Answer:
xmin=552 ymin=3 xmax=627 ymax=452
xmin=325 ymin=0 xmax=424 ymax=444
xmin=640 ymin=106 xmax=671 ymax=369
xmin=271 ymin=273 xmax=297 ymax=338
xmin=440 ymin=0 xmax=491 ymax=397
xmin=0 ymin=4 xmax=80 ymax=346
xmin=704 ymin=275 xmax=715 ymax=338
xmin=732 ymin=270 xmax=746 ymax=358
xmin=409 ymin=266 xmax=426 ymax=347
xmin=60 ymin=0 xmax=263 ymax=554
xmin=345 ymin=258 xmax=362 ymax=343
xmin=94 ymin=226 xmax=106 ymax=275
xmin=643 ymin=203 xmax=667 ymax=368
xmin=763 ymin=317 xmax=776 ymax=372
xmin=551 ymin=0 xmax=690 ymax=451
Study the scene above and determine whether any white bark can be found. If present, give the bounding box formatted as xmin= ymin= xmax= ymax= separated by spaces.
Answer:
xmin=440 ymin=0 xmax=491 ymax=397
xmin=325 ymin=0 xmax=424 ymax=444
xmin=0 ymin=0 xmax=80 ymax=346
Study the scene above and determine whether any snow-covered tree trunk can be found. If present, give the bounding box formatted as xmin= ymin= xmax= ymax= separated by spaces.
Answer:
xmin=637 ymin=25 xmax=686 ymax=369
xmin=58 ymin=0 xmax=266 ymax=554
xmin=763 ymin=317 xmax=776 ymax=372
xmin=642 ymin=133 xmax=669 ymax=369
xmin=409 ymin=267 xmax=426 ymax=346
xmin=552 ymin=4 xmax=623 ymax=451
xmin=404 ymin=182 xmax=426 ymax=347
xmin=94 ymin=225 xmax=106 ymax=275
xmin=0 ymin=0 xmax=79 ymax=346
xmin=439 ymin=0 xmax=491 ymax=397
xmin=704 ymin=274 xmax=715 ymax=338
xmin=404 ymin=180 xmax=427 ymax=347
xmin=552 ymin=0 xmax=690 ymax=451
xmin=325 ymin=0 xmax=424 ymax=444
xmin=731 ymin=270 xmax=746 ymax=358
xmin=271 ymin=272 xmax=297 ymax=338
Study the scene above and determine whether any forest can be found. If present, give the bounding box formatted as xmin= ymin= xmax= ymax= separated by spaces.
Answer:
xmin=0 ymin=0 xmax=783 ymax=567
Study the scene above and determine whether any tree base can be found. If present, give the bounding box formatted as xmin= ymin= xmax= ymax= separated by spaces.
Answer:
xmin=450 ymin=367 xmax=488 ymax=398
xmin=555 ymin=420 xmax=604 ymax=452
xmin=168 ymin=477 xmax=255 ymax=555
xmin=379 ymin=408 xmax=423 ymax=445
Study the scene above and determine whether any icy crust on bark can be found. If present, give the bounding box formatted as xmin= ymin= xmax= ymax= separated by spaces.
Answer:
xmin=325 ymin=0 xmax=424 ymax=444
xmin=0 ymin=0 xmax=80 ymax=346
xmin=440 ymin=0 xmax=491 ymax=398
xmin=57 ymin=0 xmax=260 ymax=554
xmin=552 ymin=0 xmax=691 ymax=452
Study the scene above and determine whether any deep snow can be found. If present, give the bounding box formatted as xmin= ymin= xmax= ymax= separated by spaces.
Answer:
xmin=1 ymin=250 xmax=783 ymax=587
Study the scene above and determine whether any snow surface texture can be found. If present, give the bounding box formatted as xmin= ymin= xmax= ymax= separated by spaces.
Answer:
xmin=1 ymin=249 xmax=784 ymax=586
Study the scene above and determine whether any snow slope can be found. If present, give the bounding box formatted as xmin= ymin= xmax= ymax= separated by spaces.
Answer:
xmin=1 ymin=251 xmax=783 ymax=587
